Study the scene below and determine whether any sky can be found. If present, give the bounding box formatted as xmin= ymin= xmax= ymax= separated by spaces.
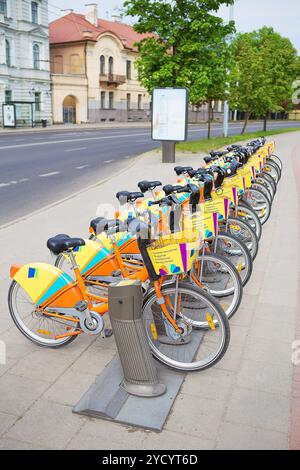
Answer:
xmin=49 ymin=0 xmax=300 ymax=54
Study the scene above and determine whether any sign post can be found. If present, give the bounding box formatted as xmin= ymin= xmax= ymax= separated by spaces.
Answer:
xmin=2 ymin=104 xmax=16 ymax=128
xmin=152 ymin=88 xmax=188 ymax=163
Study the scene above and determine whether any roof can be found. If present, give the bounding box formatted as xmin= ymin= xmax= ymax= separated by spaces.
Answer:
xmin=49 ymin=13 xmax=151 ymax=51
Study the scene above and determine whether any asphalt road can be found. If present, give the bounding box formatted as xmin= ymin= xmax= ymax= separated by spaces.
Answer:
xmin=1 ymin=120 xmax=299 ymax=226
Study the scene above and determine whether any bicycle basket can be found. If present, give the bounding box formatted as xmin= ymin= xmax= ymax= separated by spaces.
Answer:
xmin=147 ymin=232 xmax=200 ymax=276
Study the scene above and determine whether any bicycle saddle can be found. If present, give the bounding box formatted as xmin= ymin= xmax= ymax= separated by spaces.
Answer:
xmin=138 ymin=180 xmax=162 ymax=193
xmin=116 ymin=191 xmax=144 ymax=203
xmin=163 ymin=184 xmax=186 ymax=196
xmin=204 ymin=155 xmax=217 ymax=164
xmin=47 ymin=234 xmax=85 ymax=255
xmin=210 ymin=150 xmax=227 ymax=158
xmin=174 ymin=166 xmax=193 ymax=176
xmin=90 ymin=217 xmax=121 ymax=236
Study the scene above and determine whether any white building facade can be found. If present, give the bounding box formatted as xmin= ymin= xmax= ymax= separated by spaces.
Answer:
xmin=0 ymin=0 xmax=51 ymax=125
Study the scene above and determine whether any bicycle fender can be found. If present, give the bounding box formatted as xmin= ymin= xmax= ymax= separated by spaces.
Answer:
xmin=12 ymin=263 xmax=74 ymax=306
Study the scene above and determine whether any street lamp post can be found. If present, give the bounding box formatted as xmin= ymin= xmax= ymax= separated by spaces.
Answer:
xmin=223 ymin=1 xmax=235 ymax=137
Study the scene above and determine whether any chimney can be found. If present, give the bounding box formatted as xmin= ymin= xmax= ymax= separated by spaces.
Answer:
xmin=60 ymin=9 xmax=74 ymax=17
xmin=85 ymin=3 xmax=98 ymax=26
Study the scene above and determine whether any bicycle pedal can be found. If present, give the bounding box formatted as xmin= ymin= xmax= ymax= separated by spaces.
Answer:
xmin=103 ymin=328 xmax=113 ymax=338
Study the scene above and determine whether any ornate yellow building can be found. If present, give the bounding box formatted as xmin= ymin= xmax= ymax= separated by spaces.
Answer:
xmin=49 ymin=4 xmax=151 ymax=124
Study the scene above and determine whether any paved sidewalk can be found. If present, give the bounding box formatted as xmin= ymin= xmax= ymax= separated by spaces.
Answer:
xmin=0 ymin=131 xmax=299 ymax=450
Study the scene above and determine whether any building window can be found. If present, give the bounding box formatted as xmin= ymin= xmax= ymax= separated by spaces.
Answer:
xmin=33 ymin=43 xmax=40 ymax=69
xmin=5 ymin=39 xmax=10 ymax=67
xmin=109 ymin=91 xmax=114 ymax=110
xmin=53 ymin=55 xmax=63 ymax=74
xmin=101 ymin=91 xmax=106 ymax=109
xmin=126 ymin=93 xmax=131 ymax=111
xmin=100 ymin=55 xmax=105 ymax=75
xmin=108 ymin=57 xmax=113 ymax=76
xmin=126 ymin=60 xmax=131 ymax=80
xmin=70 ymin=54 xmax=80 ymax=74
xmin=5 ymin=90 xmax=12 ymax=103
xmin=0 ymin=0 xmax=7 ymax=16
xmin=31 ymin=1 xmax=38 ymax=23
xmin=138 ymin=94 xmax=142 ymax=110
xmin=34 ymin=92 xmax=41 ymax=112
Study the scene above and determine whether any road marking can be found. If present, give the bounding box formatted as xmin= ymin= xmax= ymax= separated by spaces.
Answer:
xmin=76 ymin=165 xmax=89 ymax=170
xmin=104 ymin=160 xmax=113 ymax=164
xmin=0 ymin=177 xmax=30 ymax=188
xmin=0 ymin=132 xmax=149 ymax=151
xmin=64 ymin=147 xmax=87 ymax=153
xmin=39 ymin=172 xmax=60 ymax=178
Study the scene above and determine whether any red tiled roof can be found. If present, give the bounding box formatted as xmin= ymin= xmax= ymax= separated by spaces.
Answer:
xmin=49 ymin=13 xmax=151 ymax=51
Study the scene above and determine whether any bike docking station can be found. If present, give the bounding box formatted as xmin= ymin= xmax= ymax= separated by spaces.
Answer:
xmin=73 ymin=279 xmax=205 ymax=431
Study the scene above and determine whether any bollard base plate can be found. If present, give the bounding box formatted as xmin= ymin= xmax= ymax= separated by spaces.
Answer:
xmin=121 ymin=380 xmax=167 ymax=398
xmin=74 ymin=328 xmax=205 ymax=431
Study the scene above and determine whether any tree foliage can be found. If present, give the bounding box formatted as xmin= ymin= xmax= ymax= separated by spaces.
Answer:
xmin=124 ymin=0 xmax=235 ymax=105
xmin=230 ymin=27 xmax=299 ymax=133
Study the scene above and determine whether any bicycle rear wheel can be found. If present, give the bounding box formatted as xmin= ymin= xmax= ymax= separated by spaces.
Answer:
xmin=142 ymin=282 xmax=230 ymax=371
xmin=8 ymin=281 xmax=78 ymax=348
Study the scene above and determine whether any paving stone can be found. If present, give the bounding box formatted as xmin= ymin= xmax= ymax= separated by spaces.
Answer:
xmin=70 ymin=345 xmax=116 ymax=375
xmin=236 ymin=359 xmax=292 ymax=396
xmin=258 ymin=284 xmax=298 ymax=309
xmin=229 ymin=324 xmax=249 ymax=348
xmin=216 ymin=421 xmax=288 ymax=450
xmin=5 ymin=399 xmax=85 ymax=450
xmin=244 ymin=336 xmax=293 ymax=366
xmin=230 ymin=307 xmax=255 ymax=328
xmin=253 ymin=302 xmax=297 ymax=325
xmin=0 ymin=412 xmax=19 ymax=437
xmin=79 ymin=419 xmax=150 ymax=449
xmin=225 ymin=387 xmax=290 ymax=433
xmin=44 ymin=369 xmax=96 ymax=407
xmin=165 ymin=393 xmax=225 ymax=439
xmin=142 ymin=429 xmax=214 ymax=450
xmin=0 ymin=437 xmax=52 ymax=450
xmin=214 ymin=345 xmax=244 ymax=372
xmin=249 ymin=318 xmax=295 ymax=343
xmin=10 ymin=349 xmax=76 ymax=383
xmin=0 ymin=373 xmax=49 ymax=416
xmin=181 ymin=368 xmax=234 ymax=401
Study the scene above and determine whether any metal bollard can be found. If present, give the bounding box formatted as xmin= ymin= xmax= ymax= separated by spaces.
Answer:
xmin=108 ymin=280 xmax=167 ymax=398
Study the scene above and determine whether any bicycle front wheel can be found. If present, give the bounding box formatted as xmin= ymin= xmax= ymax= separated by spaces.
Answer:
xmin=191 ymin=252 xmax=243 ymax=319
xmin=212 ymin=231 xmax=253 ymax=287
xmin=142 ymin=283 xmax=230 ymax=372
xmin=224 ymin=217 xmax=259 ymax=260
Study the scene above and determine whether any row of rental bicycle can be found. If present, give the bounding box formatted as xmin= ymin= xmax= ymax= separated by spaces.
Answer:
xmin=8 ymin=137 xmax=282 ymax=372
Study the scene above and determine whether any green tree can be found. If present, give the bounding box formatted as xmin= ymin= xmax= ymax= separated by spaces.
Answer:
xmin=230 ymin=28 xmax=299 ymax=134
xmin=124 ymin=0 xmax=235 ymax=117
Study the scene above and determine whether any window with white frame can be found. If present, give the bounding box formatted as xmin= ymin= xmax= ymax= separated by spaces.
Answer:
xmin=33 ymin=43 xmax=40 ymax=69
xmin=0 ymin=0 xmax=7 ymax=16
xmin=5 ymin=39 xmax=10 ymax=66
xmin=31 ymin=1 xmax=38 ymax=24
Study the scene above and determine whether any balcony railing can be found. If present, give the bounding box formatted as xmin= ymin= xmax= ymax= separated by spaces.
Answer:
xmin=99 ymin=74 xmax=126 ymax=86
